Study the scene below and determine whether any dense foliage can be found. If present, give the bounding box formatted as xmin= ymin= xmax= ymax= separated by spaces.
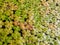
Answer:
xmin=0 ymin=0 xmax=60 ymax=45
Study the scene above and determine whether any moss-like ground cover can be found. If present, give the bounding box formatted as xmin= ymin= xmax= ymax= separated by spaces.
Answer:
xmin=0 ymin=0 xmax=60 ymax=45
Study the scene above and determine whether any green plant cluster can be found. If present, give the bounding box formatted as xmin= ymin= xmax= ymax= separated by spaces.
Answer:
xmin=0 ymin=0 xmax=60 ymax=45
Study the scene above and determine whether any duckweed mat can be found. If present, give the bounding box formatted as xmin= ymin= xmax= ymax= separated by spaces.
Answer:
xmin=0 ymin=0 xmax=60 ymax=45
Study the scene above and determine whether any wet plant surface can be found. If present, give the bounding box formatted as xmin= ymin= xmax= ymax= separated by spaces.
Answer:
xmin=0 ymin=0 xmax=60 ymax=45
